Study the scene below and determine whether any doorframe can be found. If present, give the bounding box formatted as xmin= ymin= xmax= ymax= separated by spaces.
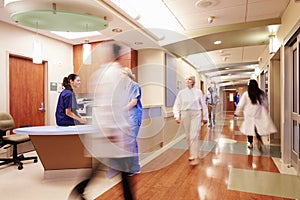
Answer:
xmin=282 ymin=22 xmax=300 ymax=177
xmin=6 ymin=51 xmax=48 ymax=126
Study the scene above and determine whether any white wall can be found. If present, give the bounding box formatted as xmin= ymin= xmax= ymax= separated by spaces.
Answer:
xmin=137 ymin=49 xmax=201 ymax=107
xmin=176 ymin=58 xmax=199 ymax=91
xmin=0 ymin=21 xmax=74 ymax=125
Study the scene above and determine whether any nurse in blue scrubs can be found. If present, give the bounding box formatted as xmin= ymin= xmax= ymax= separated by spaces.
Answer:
xmin=123 ymin=67 xmax=143 ymax=175
xmin=55 ymin=74 xmax=87 ymax=126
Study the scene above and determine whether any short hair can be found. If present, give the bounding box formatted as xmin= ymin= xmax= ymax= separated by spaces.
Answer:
xmin=185 ymin=75 xmax=195 ymax=84
xmin=113 ymin=43 xmax=121 ymax=60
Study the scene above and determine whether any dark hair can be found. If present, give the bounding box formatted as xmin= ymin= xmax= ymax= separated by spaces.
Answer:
xmin=62 ymin=73 xmax=78 ymax=91
xmin=113 ymin=43 xmax=121 ymax=60
xmin=248 ymin=79 xmax=264 ymax=105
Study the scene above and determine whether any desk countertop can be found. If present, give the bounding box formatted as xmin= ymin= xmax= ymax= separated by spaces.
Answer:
xmin=13 ymin=125 xmax=98 ymax=136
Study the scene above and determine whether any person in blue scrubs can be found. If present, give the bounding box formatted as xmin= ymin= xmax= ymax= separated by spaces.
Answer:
xmin=55 ymin=74 xmax=87 ymax=126
xmin=123 ymin=67 xmax=143 ymax=175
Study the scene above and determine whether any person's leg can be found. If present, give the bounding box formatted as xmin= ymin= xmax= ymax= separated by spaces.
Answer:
xmin=189 ymin=111 xmax=201 ymax=165
xmin=208 ymin=105 xmax=212 ymax=126
xmin=121 ymin=172 xmax=135 ymax=200
xmin=255 ymin=127 xmax=263 ymax=151
xmin=69 ymin=160 xmax=102 ymax=199
xmin=247 ymin=135 xmax=253 ymax=149
xmin=212 ymin=105 xmax=216 ymax=125
xmin=181 ymin=111 xmax=192 ymax=160
xmin=130 ymin=125 xmax=141 ymax=173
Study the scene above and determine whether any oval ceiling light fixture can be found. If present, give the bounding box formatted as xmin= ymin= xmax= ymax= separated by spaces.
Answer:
xmin=214 ymin=40 xmax=222 ymax=45
xmin=11 ymin=9 xmax=108 ymax=32
xmin=5 ymin=1 xmax=109 ymax=32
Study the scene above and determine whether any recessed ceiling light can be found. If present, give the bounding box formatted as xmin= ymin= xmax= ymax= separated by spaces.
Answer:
xmin=214 ymin=40 xmax=222 ymax=45
xmin=134 ymin=42 xmax=143 ymax=45
xmin=112 ymin=28 xmax=123 ymax=33
xmin=225 ymin=67 xmax=230 ymax=70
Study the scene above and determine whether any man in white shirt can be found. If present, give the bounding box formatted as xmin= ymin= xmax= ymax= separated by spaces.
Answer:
xmin=206 ymin=87 xmax=220 ymax=127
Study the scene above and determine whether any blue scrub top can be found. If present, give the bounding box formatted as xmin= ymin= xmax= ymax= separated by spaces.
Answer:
xmin=128 ymin=81 xmax=143 ymax=126
xmin=55 ymin=89 xmax=78 ymax=126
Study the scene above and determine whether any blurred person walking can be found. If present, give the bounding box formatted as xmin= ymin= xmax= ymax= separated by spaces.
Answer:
xmin=173 ymin=75 xmax=208 ymax=165
xmin=235 ymin=79 xmax=277 ymax=151
xmin=69 ymin=42 xmax=136 ymax=200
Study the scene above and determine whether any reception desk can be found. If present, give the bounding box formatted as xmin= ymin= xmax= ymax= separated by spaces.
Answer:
xmin=13 ymin=125 xmax=97 ymax=178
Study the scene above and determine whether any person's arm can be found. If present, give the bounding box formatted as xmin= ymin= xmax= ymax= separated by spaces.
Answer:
xmin=199 ymin=90 xmax=208 ymax=124
xmin=65 ymin=109 xmax=87 ymax=124
xmin=127 ymin=98 xmax=138 ymax=109
xmin=261 ymin=93 xmax=269 ymax=112
xmin=215 ymin=93 xmax=220 ymax=104
xmin=173 ymin=91 xmax=181 ymax=124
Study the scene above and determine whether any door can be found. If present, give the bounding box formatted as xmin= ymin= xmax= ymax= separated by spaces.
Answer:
xmin=291 ymin=40 xmax=299 ymax=170
xmin=224 ymin=91 xmax=235 ymax=112
xmin=9 ymin=55 xmax=45 ymax=128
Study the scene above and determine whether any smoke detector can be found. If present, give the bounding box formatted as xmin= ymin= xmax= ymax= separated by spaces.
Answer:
xmin=195 ymin=0 xmax=217 ymax=8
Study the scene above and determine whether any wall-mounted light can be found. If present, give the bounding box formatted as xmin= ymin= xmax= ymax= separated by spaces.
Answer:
xmin=33 ymin=39 xmax=42 ymax=64
xmin=214 ymin=40 xmax=222 ymax=45
xmin=33 ymin=22 xmax=42 ymax=64
xmin=82 ymin=40 xmax=91 ymax=65
xmin=269 ymin=34 xmax=276 ymax=54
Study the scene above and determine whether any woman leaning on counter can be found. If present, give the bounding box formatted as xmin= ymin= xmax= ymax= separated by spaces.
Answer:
xmin=55 ymin=73 xmax=87 ymax=126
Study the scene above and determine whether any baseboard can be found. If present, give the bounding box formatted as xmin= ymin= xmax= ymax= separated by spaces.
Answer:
xmin=44 ymin=168 xmax=92 ymax=180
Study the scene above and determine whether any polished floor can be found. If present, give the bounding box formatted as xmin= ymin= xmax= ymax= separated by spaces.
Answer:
xmin=0 ymin=111 xmax=298 ymax=200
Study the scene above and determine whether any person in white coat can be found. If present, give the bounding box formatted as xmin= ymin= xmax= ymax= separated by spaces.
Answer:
xmin=173 ymin=75 xmax=208 ymax=165
xmin=234 ymin=79 xmax=277 ymax=151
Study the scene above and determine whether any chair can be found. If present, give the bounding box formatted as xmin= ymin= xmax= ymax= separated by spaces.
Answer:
xmin=0 ymin=112 xmax=38 ymax=170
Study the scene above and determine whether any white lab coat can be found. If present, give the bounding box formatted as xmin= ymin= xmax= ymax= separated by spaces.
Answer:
xmin=235 ymin=91 xmax=277 ymax=136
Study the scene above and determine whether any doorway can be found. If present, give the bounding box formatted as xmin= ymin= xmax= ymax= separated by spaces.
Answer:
xmin=9 ymin=55 xmax=45 ymax=128
xmin=223 ymin=90 xmax=235 ymax=112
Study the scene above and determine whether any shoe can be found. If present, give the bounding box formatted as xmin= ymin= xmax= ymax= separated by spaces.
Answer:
xmin=208 ymin=124 xmax=212 ymax=127
xmin=188 ymin=157 xmax=193 ymax=161
xmin=189 ymin=158 xmax=199 ymax=166
xmin=248 ymin=143 xmax=253 ymax=149
xmin=127 ymin=170 xmax=141 ymax=176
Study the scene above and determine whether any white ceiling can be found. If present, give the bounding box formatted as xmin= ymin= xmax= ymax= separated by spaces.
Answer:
xmin=0 ymin=0 xmax=292 ymax=88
